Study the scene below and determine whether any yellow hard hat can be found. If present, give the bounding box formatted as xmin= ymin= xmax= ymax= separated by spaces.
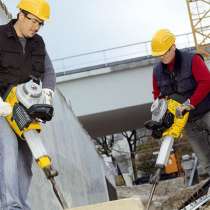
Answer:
xmin=17 ymin=0 xmax=50 ymax=21
xmin=151 ymin=29 xmax=176 ymax=56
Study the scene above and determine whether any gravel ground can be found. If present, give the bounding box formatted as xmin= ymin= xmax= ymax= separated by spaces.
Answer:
xmin=117 ymin=177 xmax=210 ymax=210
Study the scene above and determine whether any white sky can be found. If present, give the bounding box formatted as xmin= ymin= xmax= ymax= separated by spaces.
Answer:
xmin=4 ymin=0 xmax=192 ymax=60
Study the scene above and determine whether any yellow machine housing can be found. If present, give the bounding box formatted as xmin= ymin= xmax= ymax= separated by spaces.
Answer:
xmin=163 ymin=99 xmax=189 ymax=139
xmin=5 ymin=87 xmax=41 ymax=139
xmin=4 ymin=86 xmax=51 ymax=169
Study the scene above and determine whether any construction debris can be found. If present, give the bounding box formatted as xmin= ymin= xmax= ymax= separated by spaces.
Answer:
xmin=117 ymin=177 xmax=210 ymax=210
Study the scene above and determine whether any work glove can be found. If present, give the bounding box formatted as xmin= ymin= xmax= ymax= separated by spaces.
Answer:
xmin=175 ymin=99 xmax=194 ymax=118
xmin=0 ymin=97 xmax=12 ymax=117
xmin=42 ymin=88 xmax=54 ymax=105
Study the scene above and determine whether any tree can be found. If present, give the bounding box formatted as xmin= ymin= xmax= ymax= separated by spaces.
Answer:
xmin=93 ymin=135 xmax=114 ymax=157
xmin=122 ymin=130 xmax=138 ymax=180
xmin=93 ymin=129 xmax=150 ymax=182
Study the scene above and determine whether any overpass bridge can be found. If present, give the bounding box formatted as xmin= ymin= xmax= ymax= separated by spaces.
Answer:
xmin=55 ymin=34 xmax=210 ymax=138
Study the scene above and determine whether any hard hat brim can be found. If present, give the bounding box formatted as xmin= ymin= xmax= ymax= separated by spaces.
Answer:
xmin=151 ymin=49 xmax=168 ymax=57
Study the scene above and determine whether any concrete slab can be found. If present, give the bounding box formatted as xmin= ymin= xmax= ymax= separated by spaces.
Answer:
xmin=68 ymin=198 xmax=144 ymax=210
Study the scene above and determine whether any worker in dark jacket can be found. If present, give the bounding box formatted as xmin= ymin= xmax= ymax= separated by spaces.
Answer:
xmin=151 ymin=29 xmax=210 ymax=178
xmin=0 ymin=0 xmax=56 ymax=209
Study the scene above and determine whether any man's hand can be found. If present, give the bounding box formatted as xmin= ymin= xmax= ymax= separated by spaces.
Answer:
xmin=42 ymin=88 xmax=54 ymax=105
xmin=0 ymin=97 xmax=12 ymax=117
xmin=175 ymin=99 xmax=194 ymax=118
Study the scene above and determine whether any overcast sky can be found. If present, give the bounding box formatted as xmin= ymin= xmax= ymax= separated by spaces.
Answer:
xmin=4 ymin=0 xmax=192 ymax=61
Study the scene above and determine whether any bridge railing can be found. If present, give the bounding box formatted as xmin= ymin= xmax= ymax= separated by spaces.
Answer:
xmin=52 ymin=32 xmax=194 ymax=73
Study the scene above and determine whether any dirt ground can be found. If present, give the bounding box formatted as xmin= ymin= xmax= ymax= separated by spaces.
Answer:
xmin=116 ymin=177 xmax=210 ymax=210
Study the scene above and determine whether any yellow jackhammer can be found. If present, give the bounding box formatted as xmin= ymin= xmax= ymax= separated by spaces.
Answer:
xmin=3 ymin=79 xmax=69 ymax=209
xmin=144 ymin=97 xmax=189 ymax=210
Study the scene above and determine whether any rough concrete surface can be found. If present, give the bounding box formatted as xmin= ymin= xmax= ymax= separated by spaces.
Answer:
xmin=117 ymin=177 xmax=210 ymax=210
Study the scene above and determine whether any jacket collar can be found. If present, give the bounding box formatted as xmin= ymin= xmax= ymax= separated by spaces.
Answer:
xmin=5 ymin=19 xmax=18 ymax=38
xmin=161 ymin=49 xmax=182 ymax=75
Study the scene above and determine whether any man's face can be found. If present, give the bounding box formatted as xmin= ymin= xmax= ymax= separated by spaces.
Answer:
xmin=19 ymin=11 xmax=44 ymax=38
xmin=159 ymin=45 xmax=176 ymax=64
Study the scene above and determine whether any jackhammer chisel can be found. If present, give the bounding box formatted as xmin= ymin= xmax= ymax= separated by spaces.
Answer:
xmin=146 ymin=136 xmax=174 ymax=210
xmin=4 ymin=79 xmax=69 ymax=209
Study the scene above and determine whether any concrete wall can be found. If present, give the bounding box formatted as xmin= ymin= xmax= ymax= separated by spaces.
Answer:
xmin=29 ymin=90 xmax=109 ymax=210
xmin=0 ymin=2 xmax=11 ymax=24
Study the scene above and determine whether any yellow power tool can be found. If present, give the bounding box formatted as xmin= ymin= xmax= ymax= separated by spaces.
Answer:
xmin=144 ymin=97 xmax=189 ymax=210
xmin=3 ymin=79 xmax=69 ymax=210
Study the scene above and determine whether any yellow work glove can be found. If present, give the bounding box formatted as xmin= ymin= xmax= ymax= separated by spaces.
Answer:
xmin=0 ymin=97 xmax=12 ymax=117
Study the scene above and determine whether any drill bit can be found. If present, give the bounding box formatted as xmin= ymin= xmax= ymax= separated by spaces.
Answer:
xmin=50 ymin=177 xmax=69 ymax=209
xmin=146 ymin=182 xmax=157 ymax=210
xmin=146 ymin=168 xmax=161 ymax=210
